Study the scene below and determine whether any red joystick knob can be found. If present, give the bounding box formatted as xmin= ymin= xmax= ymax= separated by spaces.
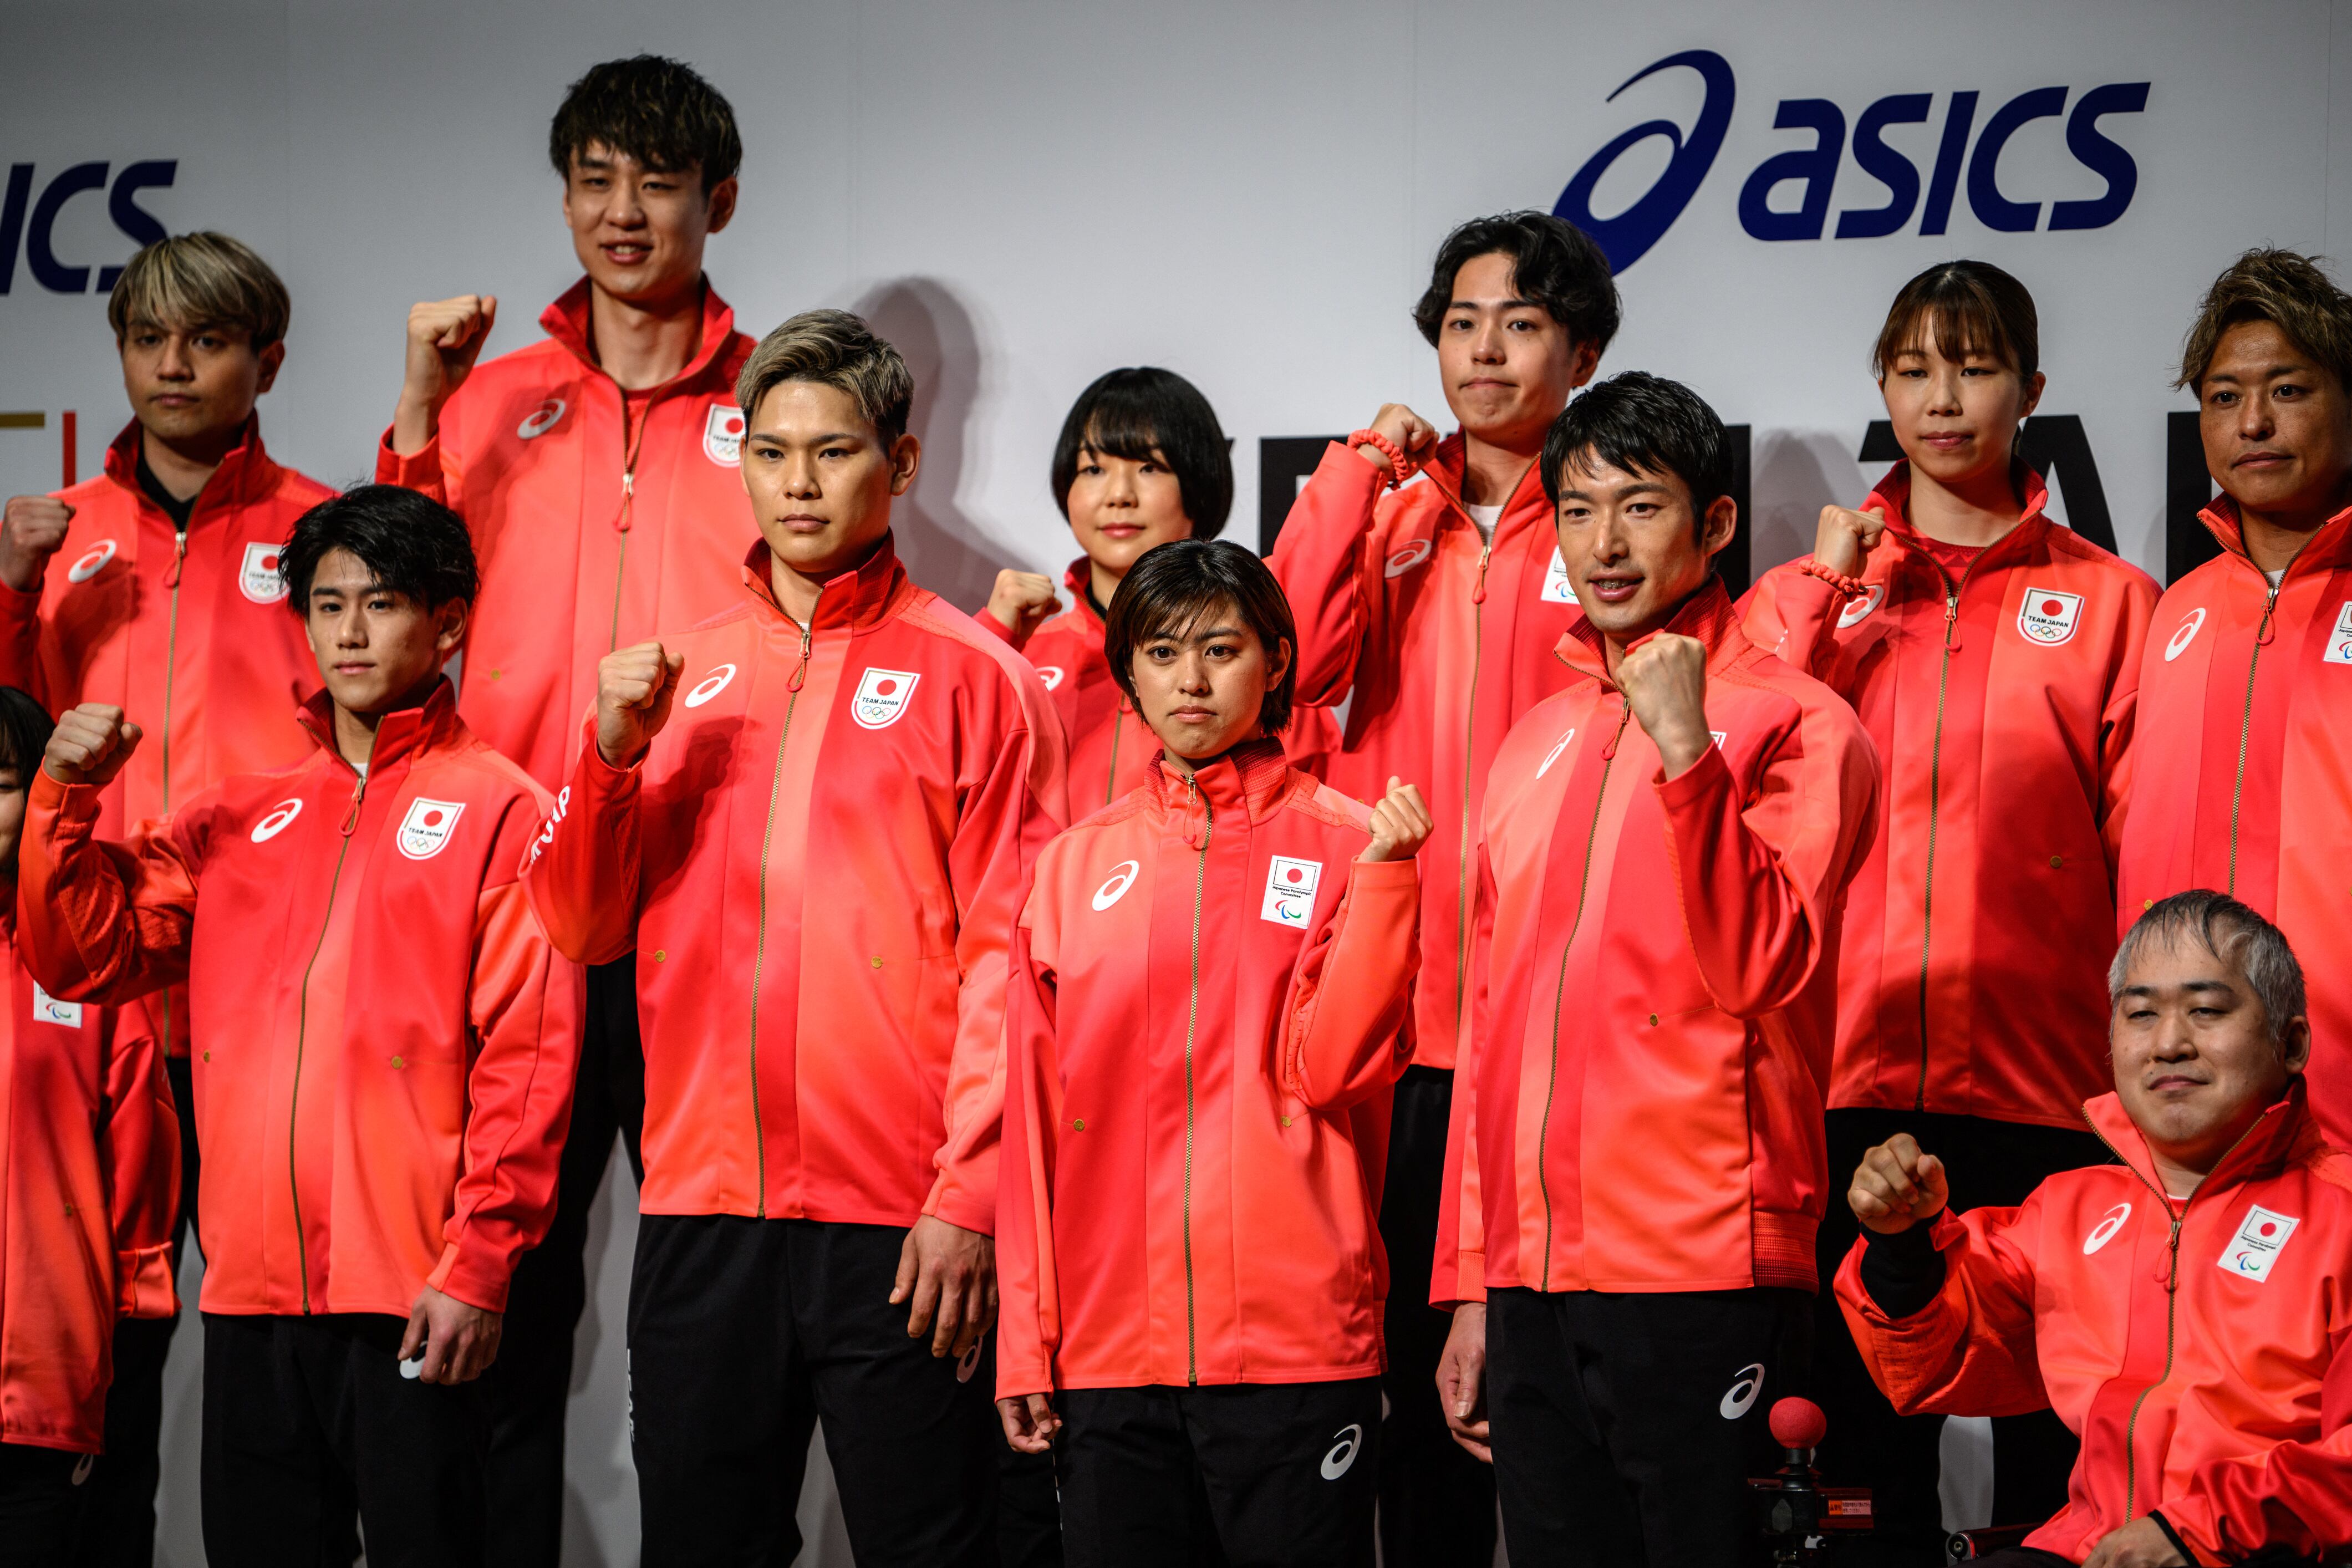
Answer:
xmin=1770 ymin=1396 xmax=1827 ymax=1450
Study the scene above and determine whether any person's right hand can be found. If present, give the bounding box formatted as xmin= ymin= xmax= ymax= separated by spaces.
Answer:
xmin=1435 ymin=1302 xmax=1492 ymax=1463
xmin=594 ymin=640 xmax=684 ymax=767
xmin=1355 ymin=403 xmax=1439 ymax=476
xmin=983 ymin=569 xmax=1058 ymax=644
xmin=391 ymin=294 xmax=498 ymax=453
xmin=997 ymin=1393 xmax=1060 ymax=1455
xmin=1849 ymin=1133 xmax=1950 ymax=1235
xmin=43 ymin=705 xmax=143 ymax=789
xmin=0 ymin=495 xmax=74 ymax=594
xmin=1811 ymin=503 xmax=1888 ymax=579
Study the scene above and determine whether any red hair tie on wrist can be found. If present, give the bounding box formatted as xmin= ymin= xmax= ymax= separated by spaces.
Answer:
xmin=1350 ymin=429 xmax=1419 ymax=490
xmin=1798 ymin=557 xmax=1869 ymax=599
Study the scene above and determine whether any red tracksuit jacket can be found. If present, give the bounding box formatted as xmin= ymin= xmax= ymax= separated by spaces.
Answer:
xmin=1437 ymin=580 xmax=1878 ymax=1302
xmin=0 ymin=912 xmax=175 ymax=1454
xmin=1836 ymin=1086 xmax=2352 ymax=1564
xmin=1742 ymin=466 xmax=2157 ymax=1128
xmin=376 ymin=279 xmax=759 ymax=791
xmin=20 ymin=685 xmax=580 ymax=1317
xmin=523 ymin=536 xmax=1067 ymax=1230
xmin=2117 ymin=499 xmax=2352 ymax=1141
xmin=996 ymin=740 xmax=1419 ymax=1397
xmin=1270 ymin=437 xmax=1581 ymax=1070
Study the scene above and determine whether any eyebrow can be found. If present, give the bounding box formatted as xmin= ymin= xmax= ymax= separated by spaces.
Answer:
xmin=2119 ymin=979 xmax=2239 ymax=999
xmin=2206 ymin=365 xmax=2308 ymax=385
xmin=1449 ymin=296 xmax=1542 ymax=312
xmin=1148 ymin=623 xmax=1246 ymax=643
xmin=749 ymin=430 xmax=864 ymax=446
xmin=1559 ymin=480 xmax=1672 ymax=503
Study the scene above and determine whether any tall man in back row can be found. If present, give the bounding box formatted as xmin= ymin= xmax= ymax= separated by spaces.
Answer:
xmin=1267 ymin=210 xmax=1617 ymax=1566
xmin=372 ymin=54 xmax=757 ymax=1564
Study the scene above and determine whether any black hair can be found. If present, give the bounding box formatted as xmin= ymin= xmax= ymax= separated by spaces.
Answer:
xmin=1413 ymin=211 xmax=1622 ymax=353
xmin=1103 ymin=540 xmax=1296 ymax=737
xmin=279 ymin=486 xmax=480 ymax=611
xmin=549 ymin=55 xmax=743 ymax=193
xmin=1051 ymin=368 xmax=1234 ymax=542
xmin=0 ymin=688 xmax=55 ymax=781
xmin=1541 ymin=371 xmax=1734 ymax=532
xmin=1875 ymin=259 xmax=2041 ymax=385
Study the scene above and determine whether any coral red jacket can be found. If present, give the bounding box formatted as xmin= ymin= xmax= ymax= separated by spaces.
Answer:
xmin=20 ymin=684 xmax=580 ymax=1318
xmin=0 ymin=418 xmax=328 ymax=1057
xmin=376 ymin=279 xmax=759 ymax=792
xmin=1742 ymin=466 xmax=2157 ymax=1128
xmin=1436 ymin=579 xmax=1878 ymax=1303
xmin=2118 ymin=499 xmax=2352 ymax=1141
xmin=996 ymin=740 xmax=1418 ymax=1398
xmin=0 ymin=908 xmax=175 ymax=1454
xmin=524 ymin=536 xmax=1067 ymax=1229
xmin=1269 ymin=437 xmax=1579 ymax=1070
xmin=980 ymin=558 xmax=1338 ymax=814
xmin=1836 ymin=1086 xmax=2352 ymax=1565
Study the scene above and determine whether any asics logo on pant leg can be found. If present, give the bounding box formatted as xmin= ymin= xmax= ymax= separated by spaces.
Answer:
xmin=1719 ymin=1362 xmax=1766 ymax=1419
xmin=1320 ymin=1423 xmax=1363 ymax=1479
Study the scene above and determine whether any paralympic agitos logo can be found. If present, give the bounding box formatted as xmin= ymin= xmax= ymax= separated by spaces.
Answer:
xmin=1555 ymin=52 xmax=2150 ymax=272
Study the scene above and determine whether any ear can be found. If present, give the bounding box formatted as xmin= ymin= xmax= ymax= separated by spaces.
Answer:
xmin=704 ymin=176 xmax=739 ymax=236
xmin=1698 ymin=494 xmax=1739 ymax=562
xmin=888 ymin=434 xmax=923 ymax=497
xmin=435 ymin=597 xmax=469 ymax=660
xmin=253 ymin=340 xmax=286 ymax=398
xmin=1566 ymin=339 xmax=1602 ymax=391
xmin=2282 ymin=1014 xmax=2313 ymax=1077
xmin=2017 ymin=369 xmax=2046 ymax=422
xmin=1265 ymin=635 xmax=1294 ymax=690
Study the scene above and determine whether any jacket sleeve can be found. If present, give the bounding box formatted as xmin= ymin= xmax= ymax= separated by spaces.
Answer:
xmin=2094 ymin=572 xmax=2158 ymax=875
xmin=923 ymin=686 xmax=1070 ymax=1234
xmin=1655 ymin=699 xmax=1878 ymax=1019
xmin=0 ymin=571 xmax=46 ymax=699
xmin=974 ymin=606 xmax=1026 ymax=650
xmin=374 ymin=426 xmax=459 ymax=510
xmin=1431 ymin=838 xmax=1496 ymax=1307
xmin=18 ymin=771 xmax=201 ymax=1006
xmin=99 ymin=1006 xmax=180 ymax=1319
xmin=2154 ymin=1314 xmax=2352 ymax=1564
xmin=520 ymin=733 xmax=642 ymax=966
xmin=1738 ymin=567 xmax=1847 ymax=683
xmin=994 ymin=905 xmax=1062 ymax=1400
xmin=1266 ymin=444 xmax=1384 ymax=707
xmin=1832 ymin=1204 xmax=2052 ymax=1419
xmin=1284 ymin=857 xmax=1418 ymax=1109
xmin=429 ymin=800 xmax=584 ymax=1315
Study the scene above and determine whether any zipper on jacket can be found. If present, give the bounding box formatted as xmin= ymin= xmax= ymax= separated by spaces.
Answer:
xmin=157 ymin=523 xmax=189 ymax=1061
xmin=288 ymin=759 xmax=371 ymax=1313
xmin=1911 ymin=558 xmax=1976 ymax=1111
xmin=745 ymin=622 xmax=814 ymax=1217
xmin=1181 ymin=773 xmax=1213 ymax=1385
xmin=1451 ymin=541 xmax=1494 ymax=1045
xmin=1103 ymin=707 xmax=1123 ymax=808
xmin=2226 ymin=579 xmax=2282 ymax=897
xmin=1535 ymin=702 xmax=1630 ymax=1289
xmin=608 ymin=395 xmax=653 ymax=653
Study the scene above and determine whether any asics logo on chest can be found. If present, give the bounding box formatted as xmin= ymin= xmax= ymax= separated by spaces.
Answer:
xmin=2165 ymin=607 xmax=2206 ymax=662
xmin=67 ymin=539 xmax=118 ymax=583
xmin=516 ymin=399 xmax=567 ymax=440
xmin=1092 ymin=860 xmax=1141 ymax=910
xmin=250 ymin=798 xmax=304 ymax=843
xmin=683 ymin=664 xmax=737 ymax=708
xmin=2083 ymin=1202 xmax=2131 ymax=1254
xmin=1384 ymin=541 xmax=1432 ymax=578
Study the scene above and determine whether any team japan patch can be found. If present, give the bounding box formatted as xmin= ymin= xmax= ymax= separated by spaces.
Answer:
xmin=2323 ymin=601 xmax=2352 ymax=666
xmin=1540 ymin=548 xmax=1579 ymax=604
xmin=703 ymin=404 xmax=746 ymax=466
xmin=1261 ymin=856 xmax=1322 ymax=929
xmin=2218 ymin=1203 xmax=2300 ymax=1283
xmin=852 ymin=669 xmax=920 ymax=729
xmin=238 ymin=541 xmax=288 ymax=603
xmin=32 ymin=983 xmax=82 ymax=1029
xmin=2017 ymin=588 xmax=2084 ymax=646
xmin=395 ymin=798 xmax=465 ymax=861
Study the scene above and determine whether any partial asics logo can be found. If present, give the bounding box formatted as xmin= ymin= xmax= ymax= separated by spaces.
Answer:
xmin=70 ymin=1453 xmax=94 ymax=1487
xmin=683 ymin=663 xmax=737 ymax=709
xmin=1384 ymin=540 xmax=1433 ymax=578
xmin=67 ymin=539 xmax=118 ymax=583
xmin=1320 ymin=1424 xmax=1363 ymax=1480
xmin=1837 ymin=583 xmax=1886 ymax=628
xmin=852 ymin=668 xmax=920 ymax=729
xmin=2083 ymin=1202 xmax=2131 ymax=1255
xmin=2017 ymin=587 xmax=2084 ymax=646
xmin=2219 ymin=1203 xmax=2300 ymax=1284
xmin=1092 ymin=860 xmax=1141 ymax=911
xmin=704 ymin=404 xmax=745 ymax=466
xmin=2164 ymin=608 xmax=2206 ymax=663
xmin=239 ymin=540 xmax=288 ymax=604
xmin=1036 ymin=665 xmax=1066 ymax=691
xmin=956 ymin=1340 xmax=983 ymax=1383
xmin=395 ymin=797 xmax=465 ymax=861
xmin=1537 ymin=728 xmax=1577 ymax=778
xmin=516 ymin=399 xmax=567 ymax=440
xmin=1719 ymin=1363 xmax=1766 ymax=1420
xmin=250 ymin=798 xmax=304 ymax=843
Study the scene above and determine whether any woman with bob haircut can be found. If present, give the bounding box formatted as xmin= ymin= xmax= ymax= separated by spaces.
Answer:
xmin=994 ymin=539 xmax=1428 ymax=1566
xmin=1740 ymin=259 xmax=2160 ymax=1551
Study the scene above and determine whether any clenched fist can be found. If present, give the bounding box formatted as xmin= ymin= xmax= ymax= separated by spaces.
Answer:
xmin=1353 ymin=403 xmax=1439 ymax=476
xmin=44 ymin=705 xmax=144 ymax=789
xmin=594 ymin=640 xmax=685 ymax=767
xmin=1358 ymin=776 xmax=1433 ymax=864
xmin=1811 ymin=503 xmax=1888 ymax=580
xmin=0 ymin=495 xmax=74 ymax=594
xmin=1849 ymin=1133 xmax=1949 ymax=1236
xmin=982 ymin=569 xmax=1059 ymax=646
xmin=391 ymin=294 xmax=499 ymax=455
xmin=1617 ymin=632 xmax=1713 ymax=777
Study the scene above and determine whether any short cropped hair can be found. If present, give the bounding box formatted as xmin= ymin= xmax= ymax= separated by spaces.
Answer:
xmin=0 ymin=687 xmax=56 ymax=781
xmin=2109 ymin=890 xmax=2308 ymax=1056
xmin=737 ymin=309 xmax=915 ymax=447
xmin=1412 ymin=211 xmax=1621 ymax=354
xmin=549 ymin=54 xmax=742 ymax=192
xmin=1051 ymin=368 xmax=1233 ymax=541
xmin=279 ymin=486 xmax=480 ymax=612
xmin=1541 ymin=371 xmax=1733 ymax=530
xmin=2177 ymin=248 xmax=2352 ymax=396
xmin=1102 ymin=540 xmax=1297 ymax=737
xmin=1873 ymin=259 xmax=2040 ymax=384
xmin=106 ymin=232 xmax=291 ymax=350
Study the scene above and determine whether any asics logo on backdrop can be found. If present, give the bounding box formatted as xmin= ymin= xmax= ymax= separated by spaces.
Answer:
xmin=1555 ymin=51 xmax=2150 ymax=272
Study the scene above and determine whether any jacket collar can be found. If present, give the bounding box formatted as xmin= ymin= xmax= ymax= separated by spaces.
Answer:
xmin=2196 ymin=494 xmax=2352 ymax=584
xmin=1417 ymin=431 xmax=1552 ymax=539
xmin=740 ymin=532 xmax=913 ymax=634
xmin=1061 ymin=558 xmax=1106 ymax=629
xmin=1149 ymin=735 xmax=1293 ymax=835
xmin=103 ymin=415 xmax=281 ymax=517
xmin=295 ymin=676 xmax=464 ymax=776
xmin=1863 ymin=460 xmax=2054 ymax=576
xmin=2081 ymin=1079 xmax=2321 ymax=1208
xmin=1555 ymin=574 xmax=1748 ymax=688
xmin=539 ymin=277 xmax=739 ymax=393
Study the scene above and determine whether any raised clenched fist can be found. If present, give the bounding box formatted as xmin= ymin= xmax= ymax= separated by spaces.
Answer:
xmin=0 ymin=495 xmax=74 ymax=594
xmin=982 ymin=569 xmax=1059 ymax=646
xmin=1617 ymin=631 xmax=1713 ymax=777
xmin=594 ymin=640 xmax=685 ymax=767
xmin=1355 ymin=404 xmax=1439 ymax=476
xmin=43 ymin=704 xmax=144 ymax=790
xmin=1359 ymin=776 xmax=1433 ymax=864
xmin=1811 ymin=503 xmax=1889 ymax=579
xmin=391 ymin=295 xmax=499 ymax=455
xmin=1848 ymin=1133 xmax=1951 ymax=1236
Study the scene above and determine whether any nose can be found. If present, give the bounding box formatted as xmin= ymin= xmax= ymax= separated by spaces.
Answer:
xmin=1925 ymin=364 xmax=1964 ymax=415
xmin=610 ymin=176 xmax=648 ymax=226
xmin=334 ymin=605 xmax=368 ymax=648
xmin=781 ymin=452 xmax=821 ymax=499
xmin=1589 ymin=510 xmax=1632 ymax=564
xmin=2238 ymin=389 xmax=2278 ymax=441
xmin=154 ymin=336 xmax=193 ymax=380
xmin=1469 ymin=319 xmax=1508 ymax=365
xmin=1174 ymin=652 xmax=1212 ymax=694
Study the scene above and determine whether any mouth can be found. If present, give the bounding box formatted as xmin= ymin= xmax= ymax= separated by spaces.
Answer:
xmin=2147 ymin=1073 xmax=2210 ymax=1094
xmin=1583 ymin=573 xmax=1643 ymax=605
xmin=776 ymin=512 xmax=829 ymax=533
xmin=1167 ymin=706 xmax=1218 ymax=723
xmin=600 ymin=242 xmax=652 ymax=266
xmin=1459 ymin=377 xmax=1514 ymax=392
xmin=1920 ymin=431 xmax=1973 ymax=451
xmin=2234 ymin=450 xmax=2292 ymax=471
xmin=1096 ymin=524 xmax=1145 ymax=539
xmin=332 ymin=662 xmax=374 ymax=677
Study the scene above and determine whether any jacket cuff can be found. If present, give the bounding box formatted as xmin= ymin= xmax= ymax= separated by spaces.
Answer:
xmin=427 ymin=1237 xmax=513 ymax=1315
xmin=1652 ymin=734 xmax=1732 ymax=800
xmin=974 ymin=606 xmax=1021 ymax=648
xmin=1858 ymin=1220 xmax=1946 ymax=1318
xmin=1433 ymin=1249 xmax=1487 ymax=1307
xmin=0 ymin=571 xmax=42 ymax=617
xmin=996 ymin=1362 xmax=1054 ymax=1402
xmin=1308 ymin=440 xmax=1387 ymax=510
xmin=2146 ymin=1511 xmax=2202 ymax=1567
xmin=30 ymin=765 xmax=103 ymax=824
xmin=923 ymin=1166 xmax=998 ymax=1237
xmin=375 ymin=427 xmax=443 ymax=489
xmin=1347 ymin=857 xmax=1421 ymax=892
xmin=115 ymin=1243 xmax=179 ymax=1320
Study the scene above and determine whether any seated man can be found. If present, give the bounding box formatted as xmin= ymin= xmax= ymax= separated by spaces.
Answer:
xmin=1839 ymin=890 xmax=2352 ymax=1567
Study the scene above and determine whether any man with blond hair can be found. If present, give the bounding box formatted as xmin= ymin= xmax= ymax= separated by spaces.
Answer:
xmin=0 ymin=228 xmax=327 ymax=1567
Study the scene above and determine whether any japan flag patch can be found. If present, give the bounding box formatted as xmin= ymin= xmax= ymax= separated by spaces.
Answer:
xmin=1261 ymin=856 xmax=1322 ymax=929
xmin=239 ymin=541 xmax=288 ymax=604
xmin=2017 ymin=588 xmax=2083 ymax=646
xmin=2322 ymin=600 xmax=2352 ymax=665
xmin=852 ymin=669 xmax=920 ymax=729
xmin=32 ymin=983 xmax=82 ymax=1029
xmin=1540 ymin=548 xmax=1579 ymax=604
xmin=395 ymin=798 xmax=465 ymax=861
xmin=2218 ymin=1204 xmax=2300 ymax=1283
xmin=703 ymin=404 xmax=746 ymax=466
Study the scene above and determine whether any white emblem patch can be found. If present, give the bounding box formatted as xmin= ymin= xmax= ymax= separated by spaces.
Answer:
xmin=1540 ymin=548 xmax=1579 ymax=604
xmin=32 ymin=983 xmax=83 ymax=1029
xmin=703 ymin=404 xmax=745 ymax=466
xmin=1383 ymin=540 xmax=1432 ymax=578
xmin=1837 ymin=583 xmax=1886 ymax=628
xmin=250 ymin=798 xmax=304 ymax=843
xmin=852 ymin=668 xmax=920 ymax=729
xmin=1092 ymin=859 xmax=1141 ymax=912
xmin=2219 ymin=1204 xmax=2300 ymax=1283
xmin=1719 ymin=1363 xmax=1766 ymax=1419
xmin=396 ymin=798 xmax=465 ymax=861
xmin=682 ymin=663 xmax=737 ymax=709
xmin=66 ymin=539 xmax=118 ymax=583
xmin=1320 ymin=1424 xmax=1363 ymax=1480
xmin=2083 ymin=1202 xmax=2132 ymax=1255
xmin=2165 ymin=607 xmax=2207 ymax=663
xmin=1260 ymin=856 xmax=1322 ymax=929
xmin=2323 ymin=601 xmax=2352 ymax=666
xmin=1036 ymin=665 xmax=1066 ymax=691
xmin=516 ymin=398 xmax=567 ymax=440
xmin=238 ymin=541 xmax=288 ymax=604
xmin=1536 ymin=728 xmax=1576 ymax=778
xmin=2017 ymin=587 xmax=2084 ymax=646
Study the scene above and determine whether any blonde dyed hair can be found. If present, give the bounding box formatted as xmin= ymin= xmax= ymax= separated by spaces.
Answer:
xmin=105 ymin=232 xmax=290 ymax=350
xmin=2177 ymin=248 xmax=2352 ymax=395
xmin=736 ymin=309 xmax=913 ymax=445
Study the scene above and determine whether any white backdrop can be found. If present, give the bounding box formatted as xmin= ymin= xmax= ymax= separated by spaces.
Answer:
xmin=8 ymin=2 xmax=2352 ymax=1562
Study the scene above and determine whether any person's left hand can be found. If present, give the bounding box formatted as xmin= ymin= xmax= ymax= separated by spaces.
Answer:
xmin=1358 ymin=777 xmax=1433 ymax=864
xmin=1617 ymin=632 xmax=1713 ymax=777
xmin=2081 ymin=1516 xmax=2186 ymax=1567
xmin=399 ymin=1286 xmax=503 ymax=1383
xmin=891 ymin=1215 xmax=997 ymax=1359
